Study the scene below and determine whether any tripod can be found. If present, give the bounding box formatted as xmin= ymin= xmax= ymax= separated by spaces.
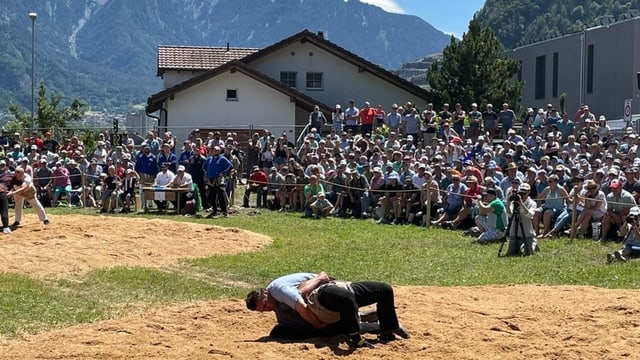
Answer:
xmin=498 ymin=201 xmax=530 ymax=257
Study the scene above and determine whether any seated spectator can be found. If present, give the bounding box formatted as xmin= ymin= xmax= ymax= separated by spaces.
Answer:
xmin=166 ymin=165 xmax=193 ymax=212
xmin=475 ymin=188 xmax=508 ymax=244
xmin=152 ymin=162 xmax=175 ymax=212
xmin=432 ymin=174 xmax=467 ymax=226
xmin=119 ymin=169 xmax=140 ymax=213
xmin=600 ymin=179 xmax=637 ymax=241
xmin=574 ymin=179 xmax=607 ymax=238
xmin=376 ymin=173 xmax=403 ymax=224
xmin=343 ymin=168 xmax=369 ymax=218
xmin=33 ymin=158 xmax=53 ymax=206
xmin=607 ymin=208 xmax=640 ymax=262
xmin=51 ymin=161 xmax=71 ymax=207
xmin=441 ymin=175 xmax=483 ymax=230
xmin=533 ymin=174 xmax=569 ymax=236
xmin=267 ymin=166 xmax=286 ymax=210
xmin=101 ymin=165 xmax=121 ymax=213
xmin=243 ymin=166 xmax=268 ymax=208
xmin=309 ymin=192 xmax=333 ymax=218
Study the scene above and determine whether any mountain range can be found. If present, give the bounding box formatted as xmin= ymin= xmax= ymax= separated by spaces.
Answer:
xmin=1 ymin=0 xmax=450 ymax=112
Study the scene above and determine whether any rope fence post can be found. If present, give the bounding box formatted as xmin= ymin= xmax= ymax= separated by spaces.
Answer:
xmin=569 ymin=192 xmax=578 ymax=240
xmin=425 ymin=191 xmax=431 ymax=228
xmin=81 ymin=171 xmax=87 ymax=208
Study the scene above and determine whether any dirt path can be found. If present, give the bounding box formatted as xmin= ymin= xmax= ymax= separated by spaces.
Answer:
xmin=0 ymin=215 xmax=638 ymax=359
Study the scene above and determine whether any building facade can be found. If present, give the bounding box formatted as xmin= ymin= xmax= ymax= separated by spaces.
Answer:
xmin=147 ymin=30 xmax=432 ymax=144
xmin=510 ymin=16 xmax=640 ymax=119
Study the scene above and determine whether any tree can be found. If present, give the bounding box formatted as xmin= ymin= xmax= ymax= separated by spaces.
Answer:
xmin=427 ymin=17 xmax=522 ymax=112
xmin=8 ymin=83 xmax=87 ymax=137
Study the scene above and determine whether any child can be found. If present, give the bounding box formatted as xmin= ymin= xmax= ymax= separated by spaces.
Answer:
xmin=310 ymin=192 xmax=333 ymax=219
xmin=607 ymin=211 xmax=640 ymax=263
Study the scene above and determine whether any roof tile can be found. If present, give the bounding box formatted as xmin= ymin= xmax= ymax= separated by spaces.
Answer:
xmin=158 ymin=45 xmax=259 ymax=74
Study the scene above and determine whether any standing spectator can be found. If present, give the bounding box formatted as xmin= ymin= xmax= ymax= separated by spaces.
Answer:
xmin=374 ymin=104 xmax=386 ymax=131
xmin=467 ymin=103 xmax=482 ymax=143
xmin=141 ymin=131 xmax=161 ymax=156
xmin=158 ymin=143 xmax=177 ymax=173
xmin=42 ymin=131 xmax=59 ymax=153
xmin=134 ymin=144 xmax=158 ymax=185
xmin=344 ymin=99 xmax=359 ymax=134
xmin=331 ymin=104 xmax=344 ymax=133
xmin=188 ymin=146 xmax=208 ymax=210
xmin=0 ymin=160 xmax=13 ymax=233
xmin=499 ymin=103 xmax=516 ymax=138
xmin=452 ymin=103 xmax=466 ymax=138
xmin=308 ymin=105 xmax=327 ymax=135
xmin=243 ymin=166 xmax=268 ymax=208
xmin=482 ymin=104 xmax=498 ymax=144
xmin=204 ymin=145 xmax=233 ymax=218
xmin=402 ymin=108 xmax=420 ymax=141
xmin=358 ymin=101 xmax=375 ymax=136
xmin=385 ymin=104 xmax=402 ymax=134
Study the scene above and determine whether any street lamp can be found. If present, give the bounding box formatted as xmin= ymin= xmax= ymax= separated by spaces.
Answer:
xmin=29 ymin=12 xmax=37 ymax=134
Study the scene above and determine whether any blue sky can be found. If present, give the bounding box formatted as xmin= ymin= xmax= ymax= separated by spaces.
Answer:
xmin=359 ymin=0 xmax=486 ymax=38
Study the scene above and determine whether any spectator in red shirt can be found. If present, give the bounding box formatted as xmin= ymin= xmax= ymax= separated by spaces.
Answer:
xmin=358 ymin=101 xmax=375 ymax=136
xmin=243 ymin=165 xmax=268 ymax=208
xmin=374 ymin=104 xmax=386 ymax=132
xmin=26 ymin=131 xmax=44 ymax=150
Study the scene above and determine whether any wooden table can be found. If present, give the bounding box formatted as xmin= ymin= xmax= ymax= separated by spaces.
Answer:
xmin=142 ymin=187 xmax=190 ymax=214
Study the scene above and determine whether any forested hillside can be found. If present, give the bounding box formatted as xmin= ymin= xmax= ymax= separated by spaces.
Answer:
xmin=477 ymin=0 xmax=640 ymax=49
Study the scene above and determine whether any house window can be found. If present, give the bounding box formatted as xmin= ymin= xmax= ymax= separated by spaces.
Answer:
xmin=306 ymin=72 xmax=323 ymax=90
xmin=587 ymin=44 xmax=594 ymax=94
xmin=226 ymin=89 xmax=238 ymax=101
xmin=552 ymin=52 xmax=558 ymax=98
xmin=280 ymin=72 xmax=297 ymax=88
xmin=535 ymin=55 xmax=546 ymax=100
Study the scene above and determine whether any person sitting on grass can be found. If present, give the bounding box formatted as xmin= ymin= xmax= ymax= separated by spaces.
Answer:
xmin=309 ymin=192 xmax=333 ymax=219
xmin=432 ymin=173 xmax=467 ymax=227
xmin=474 ymin=188 xmax=508 ymax=244
xmin=441 ymin=175 xmax=483 ymax=230
xmin=607 ymin=209 xmax=640 ymax=263
xmin=245 ymin=272 xmax=410 ymax=348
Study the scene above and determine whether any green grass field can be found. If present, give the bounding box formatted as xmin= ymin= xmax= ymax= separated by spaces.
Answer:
xmin=1 ymin=208 xmax=638 ymax=338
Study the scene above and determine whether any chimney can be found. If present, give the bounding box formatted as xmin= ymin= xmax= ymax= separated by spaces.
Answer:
xmin=317 ymin=31 xmax=324 ymax=39
xmin=226 ymin=42 xmax=230 ymax=51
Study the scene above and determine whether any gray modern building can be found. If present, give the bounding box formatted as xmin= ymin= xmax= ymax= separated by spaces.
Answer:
xmin=510 ymin=15 xmax=640 ymax=120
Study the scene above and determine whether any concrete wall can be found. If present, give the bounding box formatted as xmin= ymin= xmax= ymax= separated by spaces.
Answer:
xmin=510 ymin=17 xmax=640 ymax=119
xmin=163 ymin=70 xmax=296 ymax=145
xmin=247 ymin=41 xmax=429 ymax=110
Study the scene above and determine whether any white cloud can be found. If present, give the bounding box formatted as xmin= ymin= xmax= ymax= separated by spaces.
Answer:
xmin=358 ymin=0 xmax=406 ymax=14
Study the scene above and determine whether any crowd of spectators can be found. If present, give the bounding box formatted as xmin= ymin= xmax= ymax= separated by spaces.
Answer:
xmin=4 ymin=99 xmax=640 ymax=260
xmin=245 ymin=100 xmax=640 ymax=257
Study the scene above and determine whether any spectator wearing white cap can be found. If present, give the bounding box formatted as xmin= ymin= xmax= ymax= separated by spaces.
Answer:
xmin=331 ymin=104 xmax=344 ymax=132
xmin=309 ymin=192 xmax=334 ymax=218
xmin=166 ymin=165 xmax=192 ymax=213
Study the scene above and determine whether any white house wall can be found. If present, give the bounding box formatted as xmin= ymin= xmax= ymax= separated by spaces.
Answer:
xmin=247 ymin=42 xmax=428 ymax=109
xmin=164 ymin=70 xmax=296 ymax=144
xmin=163 ymin=70 xmax=208 ymax=89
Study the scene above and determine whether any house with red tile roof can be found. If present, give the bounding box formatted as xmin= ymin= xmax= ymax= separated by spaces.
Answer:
xmin=147 ymin=29 xmax=431 ymax=144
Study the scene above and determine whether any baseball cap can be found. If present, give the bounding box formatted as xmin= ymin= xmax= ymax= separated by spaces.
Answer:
xmin=482 ymin=188 xmax=497 ymax=196
xmin=610 ymin=179 xmax=622 ymax=190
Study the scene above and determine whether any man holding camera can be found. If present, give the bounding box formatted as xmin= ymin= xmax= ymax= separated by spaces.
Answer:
xmin=506 ymin=183 xmax=538 ymax=255
xmin=607 ymin=209 xmax=640 ymax=262
xmin=474 ymin=188 xmax=508 ymax=244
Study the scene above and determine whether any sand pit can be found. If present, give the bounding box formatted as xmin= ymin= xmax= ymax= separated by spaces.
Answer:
xmin=1 ymin=215 xmax=639 ymax=359
xmin=0 ymin=214 xmax=271 ymax=278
